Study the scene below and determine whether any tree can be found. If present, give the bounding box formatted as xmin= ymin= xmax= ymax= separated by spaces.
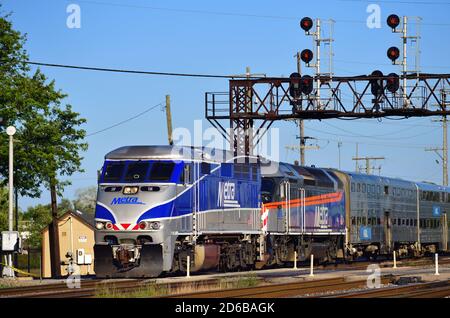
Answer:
xmin=21 ymin=199 xmax=73 ymax=248
xmin=0 ymin=187 xmax=8 ymax=232
xmin=0 ymin=10 xmax=88 ymax=277
xmin=73 ymin=186 xmax=97 ymax=215
xmin=0 ymin=10 xmax=88 ymax=198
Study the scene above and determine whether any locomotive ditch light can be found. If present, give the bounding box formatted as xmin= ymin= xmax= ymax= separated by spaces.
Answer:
xmin=386 ymin=73 xmax=400 ymax=93
xmin=123 ymin=186 xmax=139 ymax=195
xmin=387 ymin=14 xmax=400 ymax=31
xmin=301 ymin=75 xmax=314 ymax=95
xmin=300 ymin=17 xmax=313 ymax=32
xmin=387 ymin=46 xmax=400 ymax=63
xmin=289 ymin=72 xmax=302 ymax=99
xmin=300 ymin=49 xmax=314 ymax=65
xmin=370 ymin=70 xmax=384 ymax=98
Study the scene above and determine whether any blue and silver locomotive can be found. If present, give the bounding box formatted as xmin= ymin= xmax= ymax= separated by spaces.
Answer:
xmin=94 ymin=145 xmax=450 ymax=277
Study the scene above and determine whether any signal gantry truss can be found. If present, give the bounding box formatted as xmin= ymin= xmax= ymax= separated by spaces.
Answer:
xmin=205 ymin=73 xmax=450 ymax=156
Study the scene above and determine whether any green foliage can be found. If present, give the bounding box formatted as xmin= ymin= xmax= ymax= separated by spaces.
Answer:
xmin=0 ymin=187 xmax=8 ymax=232
xmin=73 ymin=186 xmax=97 ymax=215
xmin=21 ymin=198 xmax=74 ymax=248
xmin=0 ymin=10 xmax=88 ymax=199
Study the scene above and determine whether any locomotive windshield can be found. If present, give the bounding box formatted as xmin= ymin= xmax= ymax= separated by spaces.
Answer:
xmin=101 ymin=161 xmax=176 ymax=183
xmin=125 ymin=162 xmax=149 ymax=182
xmin=149 ymin=162 xmax=175 ymax=181
xmin=103 ymin=162 xmax=125 ymax=182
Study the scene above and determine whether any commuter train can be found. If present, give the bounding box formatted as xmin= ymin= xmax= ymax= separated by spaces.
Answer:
xmin=94 ymin=145 xmax=450 ymax=278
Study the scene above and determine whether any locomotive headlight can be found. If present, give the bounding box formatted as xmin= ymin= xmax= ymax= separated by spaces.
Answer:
xmin=96 ymin=222 xmax=105 ymax=230
xmin=123 ymin=186 xmax=139 ymax=195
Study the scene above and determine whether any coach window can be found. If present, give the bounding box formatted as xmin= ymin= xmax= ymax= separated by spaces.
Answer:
xmin=362 ymin=184 xmax=366 ymax=193
xmin=393 ymin=218 xmax=397 ymax=225
xmin=351 ymin=217 xmax=356 ymax=225
xmin=149 ymin=162 xmax=175 ymax=181
xmin=384 ymin=185 xmax=389 ymax=195
xmin=357 ymin=183 xmax=361 ymax=192
xmin=351 ymin=183 xmax=355 ymax=192
xmin=406 ymin=219 xmax=409 ymax=226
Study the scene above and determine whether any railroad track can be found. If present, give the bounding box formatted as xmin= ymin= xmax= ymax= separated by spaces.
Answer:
xmin=329 ymin=279 xmax=450 ymax=298
xmin=164 ymin=276 xmax=392 ymax=298
xmin=0 ymin=278 xmax=222 ymax=298
xmin=0 ymin=255 xmax=448 ymax=298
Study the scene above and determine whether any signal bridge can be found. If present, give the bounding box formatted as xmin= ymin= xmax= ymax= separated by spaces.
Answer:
xmin=205 ymin=14 xmax=450 ymax=157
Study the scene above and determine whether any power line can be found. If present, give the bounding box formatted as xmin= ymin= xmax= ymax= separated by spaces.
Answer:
xmin=71 ymin=0 xmax=450 ymax=26
xmin=25 ymin=61 xmax=255 ymax=79
xmin=339 ymin=0 xmax=450 ymax=5
xmin=86 ymin=102 xmax=163 ymax=137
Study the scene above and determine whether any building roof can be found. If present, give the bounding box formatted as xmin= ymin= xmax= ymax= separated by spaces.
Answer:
xmin=43 ymin=210 xmax=95 ymax=233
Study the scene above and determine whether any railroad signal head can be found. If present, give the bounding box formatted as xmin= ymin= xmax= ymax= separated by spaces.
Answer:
xmin=301 ymin=75 xmax=314 ymax=95
xmin=387 ymin=14 xmax=400 ymax=31
xmin=387 ymin=46 xmax=400 ymax=63
xmin=386 ymin=73 xmax=400 ymax=93
xmin=300 ymin=49 xmax=314 ymax=65
xmin=300 ymin=17 xmax=313 ymax=32
xmin=370 ymin=70 xmax=384 ymax=97
xmin=289 ymin=72 xmax=302 ymax=99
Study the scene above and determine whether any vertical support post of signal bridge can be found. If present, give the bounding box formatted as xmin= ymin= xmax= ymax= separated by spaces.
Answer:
xmin=402 ymin=16 xmax=408 ymax=108
xmin=309 ymin=254 xmax=314 ymax=276
xmin=315 ymin=18 xmax=321 ymax=109
xmin=393 ymin=251 xmax=397 ymax=269
xmin=296 ymin=52 xmax=305 ymax=166
xmin=443 ymin=95 xmax=448 ymax=186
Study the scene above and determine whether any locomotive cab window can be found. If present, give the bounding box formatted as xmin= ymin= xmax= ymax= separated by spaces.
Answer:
xmin=124 ymin=162 xmax=149 ymax=182
xmin=103 ymin=162 xmax=125 ymax=182
xmin=149 ymin=162 xmax=175 ymax=181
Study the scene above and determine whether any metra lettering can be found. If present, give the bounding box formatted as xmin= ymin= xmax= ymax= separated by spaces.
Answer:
xmin=111 ymin=197 xmax=145 ymax=205
xmin=217 ymin=181 xmax=236 ymax=207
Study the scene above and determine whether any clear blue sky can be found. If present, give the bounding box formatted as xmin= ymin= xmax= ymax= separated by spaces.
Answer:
xmin=3 ymin=0 xmax=450 ymax=210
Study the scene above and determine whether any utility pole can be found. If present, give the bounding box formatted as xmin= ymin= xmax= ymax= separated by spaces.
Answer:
xmin=49 ymin=180 xmax=61 ymax=278
xmin=352 ymin=156 xmax=385 ymax=175
xmin=286 ymin=140 xmax=320 ymax=166
xmin=338 ymin=141 xmax=342 ymax=169
xmin=165 ymin=95 xmax=173 ymax=146
xmin=425 ymin=88 xmax=448 ymax=186
xmin=355 ymin=143 xmax=359 ymax=172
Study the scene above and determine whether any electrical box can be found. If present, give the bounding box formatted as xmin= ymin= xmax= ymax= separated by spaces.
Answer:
xmin=84 ymin=254 xmax=92 ymax=265
xmin=1 ymin=231 xmax=20 ymax=252
xmin=76 ymin=248 xmax=85 ymax=265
